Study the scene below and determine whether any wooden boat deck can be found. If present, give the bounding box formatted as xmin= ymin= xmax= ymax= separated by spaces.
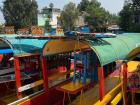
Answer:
xmin=70 ymin=61 xmax=140 ymax=105
xmin=0 ymin=69 xmax=73 ymax=104
xmin=69 ymin=77 xmax=120 ymax=105
xmin=0 ymin=61 xmax=139 ymax=105
xmin=0 ymin=93 xmax=17 ymax=104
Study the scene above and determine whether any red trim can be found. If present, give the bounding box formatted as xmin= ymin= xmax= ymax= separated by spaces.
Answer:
xmin=98 ymin=66 xmax=104 ymax=101
xmin=41 ymin=57 xmax=48 ymax=92
xmin=14 ymin=57 xmax=22 ymax=99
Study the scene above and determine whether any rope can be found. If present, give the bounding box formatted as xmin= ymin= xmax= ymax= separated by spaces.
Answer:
xmin=74 ymin=32 xmax=82 ymax=53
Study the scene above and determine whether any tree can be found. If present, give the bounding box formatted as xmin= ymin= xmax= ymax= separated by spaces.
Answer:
xmin=2 ymin=0 xmax=38 ymax=30
xmin=119 ymin=0 xmax=140 ymax=32
xmin=61 ymin=2 xmax=79 ymax=31
xmin=45 ymin=20 xmax=51 ymax=33
xmin=119 ymin=3 xmax=132 ymax=31
xmin=30 ymin=0 xmax=38 ymax=25
xmin=48 ymin=3 xmax=54 ymax=19
xmin=77 ymin=0 xmax=90 ymax=11
xmin=49 ymin=3 xmax=54 ymax=9
xmin=78 ymin=0 xmax=119 ymax=32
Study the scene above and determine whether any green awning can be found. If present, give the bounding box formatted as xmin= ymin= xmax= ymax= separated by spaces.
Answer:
xmin=126 ymin=47 xmax=140 ymax=60
xmin=89 ymin=33 xmax=140 ymax=66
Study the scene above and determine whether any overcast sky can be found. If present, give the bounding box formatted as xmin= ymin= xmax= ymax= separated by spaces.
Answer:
xmin=0 ymin=0 xmax=124 ymax=24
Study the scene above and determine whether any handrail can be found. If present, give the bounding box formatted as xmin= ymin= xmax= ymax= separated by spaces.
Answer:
xmin=94 ymin=83 xmax=122 ymax=105
xmin=111 ymin=92 xmax=122 ymax=105
xmin=18 ymin=79 xmax=44 ymax=92
xmin=8 ymin=90 xmax=44 ymax=105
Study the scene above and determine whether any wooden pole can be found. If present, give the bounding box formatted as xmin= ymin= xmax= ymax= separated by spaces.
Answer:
xmin=14 ymin=57 xmax=22 ymax=99
xmin=98 ymin=66 xmax=105 ymax=101
xmin=41 ymin=56 xmax=48 ymax=92
xmin=122 ymin=62 xmax=128 ymax=105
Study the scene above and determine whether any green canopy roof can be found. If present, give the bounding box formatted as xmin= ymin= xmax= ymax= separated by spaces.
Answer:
xmin=89 ymin=33 xmax=140 ymax=66
xmin=126 ymin=47 xmax=140 ymax=60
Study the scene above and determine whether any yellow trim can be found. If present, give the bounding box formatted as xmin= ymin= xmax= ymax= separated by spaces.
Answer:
xmin=126 ymin=47 xmax=140 ymax=60
xmin=94 ymin=83 xmax=121 ymax=105
xmin=110 ymin=92 xmax=122 ymax=105
xmin=43 ymin=39 xmax=89 ymax=56
xmin=17 ymin=99 xmax=30 ymax=105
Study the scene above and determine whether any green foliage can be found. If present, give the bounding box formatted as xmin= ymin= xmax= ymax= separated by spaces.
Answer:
xmin=45 ymin=20 xmax=51 ymax=33
xmin=49 ymin=3 xmax=54 ymax=9
xmin=119 ymin=0 xmax=140 ymax=32
xmin=119 ymin=3 xmax=132 ymax=31
xmin=61 ymin=2 xmax=79 ymax=31
xmin=77 ymin=0 xmax=90 ymax=11
xmin=2 ymin=0 xmax=38 ymax=29
xmin=41 ymin=7 xmax=51 ymax=19
xmin=41 ymin=3 xmax=54 ymax=20
xmin=78 ymin=0 xmax=119 ymax=32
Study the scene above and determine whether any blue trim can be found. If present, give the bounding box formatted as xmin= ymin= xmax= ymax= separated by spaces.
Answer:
xmin=73 ymin=54 xmax=77 ymax=83
xmin=0 ymin=49 xmax=13 ymax=54
xmin=73 ymin=53 xmax=89 ymax=85
xmin=93 ymin=53 xmax=98 ymax=81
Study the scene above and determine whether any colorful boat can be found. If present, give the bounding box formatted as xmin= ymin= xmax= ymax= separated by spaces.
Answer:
xmin=0 ymin=33 xmax=140 ymax=105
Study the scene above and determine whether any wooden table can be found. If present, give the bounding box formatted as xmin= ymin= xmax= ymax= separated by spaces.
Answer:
xmin=56 ymin=81 xmax=89 ymax=105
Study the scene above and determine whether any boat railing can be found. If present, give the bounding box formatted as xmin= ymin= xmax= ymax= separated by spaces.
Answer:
xmin=8 ymin=89 xmax=44 ymax=105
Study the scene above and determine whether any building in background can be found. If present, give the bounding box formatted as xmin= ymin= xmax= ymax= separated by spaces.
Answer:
xmin=38 ymin=8 xmax=61 ymax=28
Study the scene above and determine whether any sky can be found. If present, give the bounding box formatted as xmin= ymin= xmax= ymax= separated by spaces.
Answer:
xmin=0 ymin=0 xmax=124 ymax=24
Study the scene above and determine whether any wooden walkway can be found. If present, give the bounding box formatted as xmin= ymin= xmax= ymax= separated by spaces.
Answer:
xmin=70 ymin=61 xmax=140 ymax=105
xmin=69 ymin=77 xmax=120 ymax=105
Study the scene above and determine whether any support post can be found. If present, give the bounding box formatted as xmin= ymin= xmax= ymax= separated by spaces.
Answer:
xmin=37 ymin=55 xmax=41 ymax=70
xmin=83 ymin=54 xmax=87 ymax=84
xmin=93 ymin=53 xmax=98 ymax=82
xmin=109 ymin=63 xmax=112 ymax=73
xmin=122 ymin=63 xmax=128 ymax=105
xmin=73 ymin=55 xmax=77 ymax=83
xmin=24 ymin=58 xmax=27 ymax=72
xmin=98 ymin=66 xmax=105 ymax=101
xmin=14 ymin=57 xmax=22 ymax=99
xmin=41 ymin=56 xmax=48 ymax=92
